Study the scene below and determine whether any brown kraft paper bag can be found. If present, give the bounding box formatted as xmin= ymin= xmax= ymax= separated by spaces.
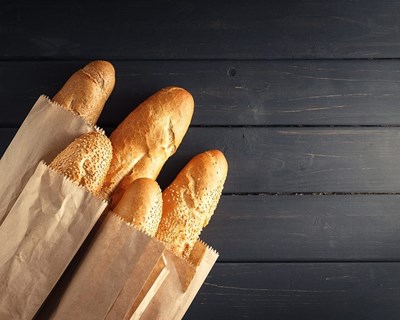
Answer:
xmin=38 ymin=212 xmax=218 ymax=320
xmin=0 ymin=95 xmax=93 ymax=225
xmin=0 ymin=161 xmax=108 ymax=319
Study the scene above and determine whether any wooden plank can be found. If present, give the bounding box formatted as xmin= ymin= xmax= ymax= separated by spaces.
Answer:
xmin=3 ymin=60 xmax=400 ymax=126
xmin=185 ymin=262 xmax=400 ymax=320
xmin=157 ymin=127 xmax=400 ymax=193
xmin=2 ymin=1 xmax=400 ymax=59
xmin=2 ymin=127 xmax=400 ymax=261
xmin=202 ymin=195 xmax=400 ymax=261
xmin=3 ymin=127 xmax=400 ymax=193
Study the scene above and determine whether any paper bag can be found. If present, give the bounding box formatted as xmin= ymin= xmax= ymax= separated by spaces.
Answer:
xmin=0 ymin=161 xmax=107 ymax=319
xmin=38 ymin=213 xmax=168 ymax=319
xmin=0 ymin=95 xmax=93 ymax=225
xmin=138 ymin=241 xmax=218 ymax=320
xmin=39 ymin=213 xmax=218 ymax=320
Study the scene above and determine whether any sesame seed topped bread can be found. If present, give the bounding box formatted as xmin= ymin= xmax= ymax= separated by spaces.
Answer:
xmin=49 ymin=131 xmax=113 ymax=196
xmin=113 ymin=178 xmax=163 ymax=236
xmin=102 ymin=87 xmax=194 ymax=206
xmin=52 ymin=60 xmax=115 ymax=125
xmin=156 ymin=150 xmax=228 ymax=259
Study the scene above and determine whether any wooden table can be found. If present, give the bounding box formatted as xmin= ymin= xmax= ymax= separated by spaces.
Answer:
xmin=2 ymin=1 xmax=400 ymax=319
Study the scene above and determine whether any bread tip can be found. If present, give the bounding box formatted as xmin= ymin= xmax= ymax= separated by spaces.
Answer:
xmin=163 ymin=86 xmax=189 ymax=93
xmin=84 ymin=60 xmax=115 ymax=75
xmin=82 ymin=60 xmax=115 ymax=89
xmin=163 ymin=86 xmax=194 ymax=104
xmin=207 ymin=149 xmax=225 ymax=159
xmin=206 ymin=149 xmax=228 ymax=170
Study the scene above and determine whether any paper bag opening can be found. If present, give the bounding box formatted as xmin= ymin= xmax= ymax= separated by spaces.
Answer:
xmin=37 ymin=211 xmax=219 ymax=320
xmin=0 ymin=95 xmax=94 ymax=225
xmin=0 ymin=161 xmax=107 ymax=320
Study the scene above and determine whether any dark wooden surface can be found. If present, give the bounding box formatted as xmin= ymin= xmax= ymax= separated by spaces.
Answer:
xmin=2 ymin=1 xmax=400 ymax=319
xmin=6 ymin=127 xmax=400 ymax=193
xmin=2 ymin=0 xmax=400 ymax=59
xmin=186 ymin=263 xmax=400 ymax=320
xmin=4 ymin=61 xmax=400 ymax=126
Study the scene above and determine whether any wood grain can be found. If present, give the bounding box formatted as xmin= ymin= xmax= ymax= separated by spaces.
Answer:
xmin=3 ymin=61 xmax=400 ymax=126
xmin=3 ymin=3 xmax=400 ymax=317
xmin=157 ymin=127 xmax=400 ymax=193
xmin=2 ymin=0 xmax=400 ymax=59
xmin=185 ymin=262 xmax=400 ymax=320
xmin=3 ymin=123 xmax=400 ymax=261
xmin=3 ymin=127 xmax=400 ymax=193
xmin=202 ymin=195 xmax=400 ymax=261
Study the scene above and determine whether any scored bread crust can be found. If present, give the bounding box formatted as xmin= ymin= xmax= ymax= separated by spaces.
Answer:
xmin=156 ymin=150 xmax=228 ymax=259
xmin=102 ymin=87 xmax=194 ymax=206
xmin=113 ymin=178 xmax=162 ymax=236
xmin=52 ymin=60 xmax=115 ymax=125
xmin=49 ymin=131 xmax=113 ymax=195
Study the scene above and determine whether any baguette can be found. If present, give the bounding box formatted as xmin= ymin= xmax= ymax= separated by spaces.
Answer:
xmin=49 ymin=131 xmax=113 ymax=195
xmin=102 ymin=87 xmax=194 ymax=206
xmin=113 ymin=178 xmax=162 ymax=236
xmin=52 ymin=60 xmax=115 ymax=125
xmin=156 ymin=150 xmax=228 ymax=258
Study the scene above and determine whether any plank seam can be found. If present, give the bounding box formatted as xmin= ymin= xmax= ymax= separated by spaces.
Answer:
xmin=223 ymin=192 xmax=400 ymax=196
xmin=6 ymin=125 xmax=400 ymax=129
xmin=215 ymin=260 xmax=400 ymax=264
xmin=3 ymin=57 xmax=400 ymax=62
xmin=191 ymin=125 xmax=400 ymax=128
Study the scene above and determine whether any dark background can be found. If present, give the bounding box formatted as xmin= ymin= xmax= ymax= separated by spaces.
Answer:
xmin=2 ymin=1 xmax=400 ymax=319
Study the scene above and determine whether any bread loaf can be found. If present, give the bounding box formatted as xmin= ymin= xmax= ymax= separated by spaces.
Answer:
xmin=156 ymin=150 xmax=228 ymax=258
xmin=52 ymin=60 xmax=115 ymax=125
xmin=49 ymin=131 xmax=113 ymax=195
xmin=102 ymin=87 xmax=194 ymax=206
xmin=113 ymin=178 xmax=162 ymax=236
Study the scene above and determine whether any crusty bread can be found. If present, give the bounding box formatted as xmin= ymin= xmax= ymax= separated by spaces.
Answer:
xmin=52 ymin=60 xmax=115 ymax=125
xmin=113 ymin=178 xmax=162 ymax=236
xmin=156 ymin=150 xmax=228 ymax=259
xmin=102 ymin=87 xmax=194 ymax=206
xmin=49 ymin=131 xmax=113 ymax=195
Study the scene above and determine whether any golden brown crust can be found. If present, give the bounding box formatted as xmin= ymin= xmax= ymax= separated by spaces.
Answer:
xmin=156 ymin=150 xmax=228 ymax=258
xmin=49 ymin=131 xmax=113 ymax=195
xmin=113 ymin=178 xmax=162 ymax=236
xmin=52 ymin=60 xmax=115 ymax=125
xmin=102 ymin=87 xmax=194 ymax=206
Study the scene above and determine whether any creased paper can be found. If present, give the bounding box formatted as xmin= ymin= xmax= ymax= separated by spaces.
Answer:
xmin=37 ymin=213 xmax=218 ymax=320
xmin=0 ymin=95 xmax=93 ymax=225
xmin=138 ymin=242 xmax=218 ymax=320
xmin=0 ymin=162 xmax=107 ymax=320
xmin=38 ymin=213 xmax=166 ymax=319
